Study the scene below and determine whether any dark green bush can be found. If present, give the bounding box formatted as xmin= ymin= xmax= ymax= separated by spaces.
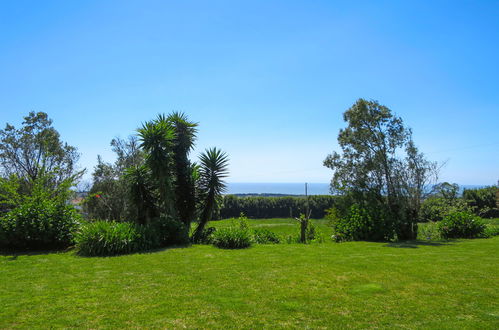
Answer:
xmin=252 ymin=228 xmax=280 ymax=244
xmin=438 ymin=211 xmax=486 ymax=239
xmin=330 ymin=205 xmax=392 ymax=242
xmin=0 ymin=198 xmax=80 ymax=250
xmin=463 ymin=186 xmax=498 ymax=217
xmin=150 ymin=215 xmax=189 ymax=246
xmin=212 ymin=226 xmax=252 ymax=249
xmin=220 ymin=195 xmax=336 ymax=219
xmin=75 ymin=221 xmax=156 ymax=256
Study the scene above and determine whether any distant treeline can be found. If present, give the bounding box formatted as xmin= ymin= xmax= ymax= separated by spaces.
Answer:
xmin=219 ymin=195 xmax=336 ymax=219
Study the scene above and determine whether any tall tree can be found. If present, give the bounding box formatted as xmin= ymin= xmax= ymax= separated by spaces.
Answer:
xmin=324 ymin=99 xmax=437 ymax=240
xmin=137 ymin=115 xmax=176 ymax=216
xmin=0 ymin=111 xmax=83 ymax=190
xmin=168 ymin=112 xmax=198 ymax=227
xmin=193 ymin=148 xmax=229 ymax=242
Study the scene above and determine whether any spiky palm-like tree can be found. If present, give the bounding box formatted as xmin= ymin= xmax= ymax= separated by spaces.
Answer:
xmin=168 ymin=112 xmax=198 ymax=227
xmin=137 ymin=115 xmax=176 ymax=216
xmin=193 ymin=148 xmax=229 ymax=241
xmin=124 ymin=165 xmax=158 ymax=225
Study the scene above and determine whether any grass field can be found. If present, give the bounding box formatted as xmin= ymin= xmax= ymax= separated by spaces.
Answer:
xmin=1 ymin=218 xmax=498 ymax=328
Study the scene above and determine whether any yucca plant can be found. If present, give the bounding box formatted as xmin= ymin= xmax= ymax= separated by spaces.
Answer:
xmin=168 ymin=112 xmax=198 ymax=228
xmin=192 ymin=148 xmax=229 ymax=242
xmin=137 ymin=115 xmax=176 ymax=216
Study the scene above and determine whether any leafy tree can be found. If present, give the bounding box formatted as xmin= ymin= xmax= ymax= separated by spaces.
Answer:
xmin=324 ymin=99 xmax=438 ymax=240
xmin=84 ymin=136 xmax=144 ymax=221
xmin=193 ymin=148 xmax=229 ymax=242
xmin=0 ymin=111 xmax=83 ymax=191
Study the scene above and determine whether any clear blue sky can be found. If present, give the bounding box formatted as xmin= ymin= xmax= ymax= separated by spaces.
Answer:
xmin=1 ymin=0 xmax=498 ymax=185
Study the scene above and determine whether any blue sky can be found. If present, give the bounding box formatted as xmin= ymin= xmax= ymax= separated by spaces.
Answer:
xmin=0 ymin=0 xmax=498 ymax=185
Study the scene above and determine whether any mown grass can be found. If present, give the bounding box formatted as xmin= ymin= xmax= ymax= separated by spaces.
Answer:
xmin=208 ymin=217 xmax=332 ymax=238
xmin=1 ymin=219 xmax=498 ymax=329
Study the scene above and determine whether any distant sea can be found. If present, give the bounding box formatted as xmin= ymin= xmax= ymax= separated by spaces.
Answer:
xmin=226 ymin=183 xmax=330 ymax=195
xmin=225 ymin=183 xmax=489 ymax=196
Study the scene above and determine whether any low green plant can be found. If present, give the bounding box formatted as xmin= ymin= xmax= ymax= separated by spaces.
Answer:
xmin=417 ymin=222 xmax=442 ymax=240
xmin=483 ymin=226 xmax=499 ymax=238
xmin=252 ymin=228 xmax=280 ymax=244
xmin=75 ymin=221 xmax=156 ymax=256
xmin=211 ymin=215 xmax=252 ymax=249
xmin=437 ymin=211 xmax=486 ymax=239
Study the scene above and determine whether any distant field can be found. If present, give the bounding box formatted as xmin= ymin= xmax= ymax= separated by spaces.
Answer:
xmin=207 ymin=217 xmax=332 ymax=237
xmin=1 ymin=219 xmax=498 ymax=328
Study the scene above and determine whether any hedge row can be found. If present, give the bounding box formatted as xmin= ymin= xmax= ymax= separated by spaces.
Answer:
xmin=219 ymin=195 xmax=336 ymax=219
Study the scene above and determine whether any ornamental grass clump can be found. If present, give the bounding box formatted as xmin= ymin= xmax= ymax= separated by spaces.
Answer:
xmin=75 ymin=221 xmax=156 ymax=256
xmin=211 ymin=214 xmax=252 ymax=249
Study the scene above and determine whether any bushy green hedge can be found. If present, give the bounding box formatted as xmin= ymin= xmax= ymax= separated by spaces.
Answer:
xmin=438 ymin=211 xmax=486 ymax=239
xmin=330 ymin=205 xmax=392 ymax=242
xmin=220 ymin=195 xmax=336 ymax=219
xmin=0 ymin=198 xmax=80 ymax=250
xmin=463 ymin=186 xmax=499 ymax=218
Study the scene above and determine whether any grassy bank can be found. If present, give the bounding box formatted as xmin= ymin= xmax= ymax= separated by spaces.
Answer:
xmin=1 ymin=233 xmax=498 ymax=328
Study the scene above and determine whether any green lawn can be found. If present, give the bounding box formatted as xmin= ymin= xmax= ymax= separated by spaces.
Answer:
xmin=1 ymin=220 xmax=498 ymax=328
xmin=207 ymin=217 xmax=333 ymax=237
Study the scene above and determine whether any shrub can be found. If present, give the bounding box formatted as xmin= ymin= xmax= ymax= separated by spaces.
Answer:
xmin=417 ymin=222 xmax=442 ymax=240
xmin=420 ymin=197 xmax=469 ymax=222
xmin=331 ymin=205 xmax=391 ymax=242
xmin=252 ymin=228 xmax=280 ymax=244
xmin=192 ymin=226 xmax=216 ymax=244
xmin=438 ymin=211 xmax=486 ymax=239
xmin=150 ymin=215 xmax=189 ymax=246
xmin=75 ymin=221 xmax=155 ymax=256
xmin=211 ymin=220 xmax=252 ymax=249
xmin=463 ymin=186 xmax=498 ymax=217
xmin=484 ymin=226 xmax=499 ymax=238
xmin=0 ymin=198 xmax=80 ymax=250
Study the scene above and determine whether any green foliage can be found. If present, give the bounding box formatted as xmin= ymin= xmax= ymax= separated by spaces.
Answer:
xmin=483 ymin=226 xmax=499 ymax=238
xmin=417 ymin=222 xmax=442 ymax=240
xmin=0 ymin=175 xmax=80 ymax=250
xmin=211 ymin=215 xmax=252 ymax=249
xmin=420 ymin=197 xmax=469 ymax=222
xmin=150 ymin=215 xmax=190 ymax=246
xmin=220 ymin=195 xmax=336 ymax=219
xmin=0 ymin=199 xmax=80 ymax=250
xmin=193 ymin=147 xmax=229 ymax=241
xmin=0 ymin=111 xmax=84 ymax=190
xmin=192 ymin=226 xmax=217 ymax=244
xmin=75 ymin=221 xmax=155 ymax=256
xmin=463 ymin=186 xmax=499 ymax=218
xmin=168 ymin=112 xmax=198 ymax=227
xmin=437 ymin=211 xmax=486 ymax=239
xmin=324 ymin=99 xmax=438 ymax=241
xmin=83 ymin=136 xmax=145 ymax=222
xmin=252 ymin=228 xmax=280 ymax=244
xmin=331 ymin=205 xmax=392 ymax=242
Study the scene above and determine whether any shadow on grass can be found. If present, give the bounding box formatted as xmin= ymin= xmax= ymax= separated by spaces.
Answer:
xmin=74 ymin=244 xmax=192 ymax=258
xmin=0 ymin=247 xmax=71 ymax=260
xmin=384 ymin=240 xmax=455 ymax=248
